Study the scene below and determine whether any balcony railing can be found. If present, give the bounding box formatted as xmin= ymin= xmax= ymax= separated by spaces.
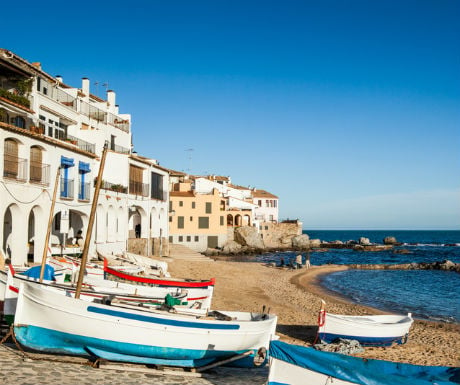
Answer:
xmin=100 ymin=180 xmax=128 ymax=194
xmin=78 ymin=181 xmax=91 ymax=201
xmin=67 ymin=134 xmax=96 ymax=154
xmin=3 ymin=156 xmax=28 ymax=182
xmin=56 ymin=88 xmax=77 ymax=110
xmin=129 ymin=181 xmax=149 ymax=197
xmin=29 ymin=162 xmax=50 ymax=185
xmin=110 ymin=143 xmax=130 ymax=154
xmin=60 ymin=178 xmax=74 ymax=199
xmin=151 ymin=189 xmax=167 ymax=201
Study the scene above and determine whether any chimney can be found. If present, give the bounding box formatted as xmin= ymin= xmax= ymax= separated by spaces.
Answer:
xmin=107 ymin=90 xmax=116 ymax=112
xmin=81 ymin=78 xmax=90 ymax=96
xmin=55 ymin=75 xmax=63 ymax=83
xmin=31 ymin=62 xmax=41 ymax=70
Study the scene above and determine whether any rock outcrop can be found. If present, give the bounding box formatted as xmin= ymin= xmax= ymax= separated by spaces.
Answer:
xmin=383 ymin=236 xmax=398 ymax=245
xmin=221 ymin=240 xmax=244 ymax=254
xmin=291 ymin=234 xmax=310 ymax=249
xmin=234 ymin=226 xmax=265 ymax=250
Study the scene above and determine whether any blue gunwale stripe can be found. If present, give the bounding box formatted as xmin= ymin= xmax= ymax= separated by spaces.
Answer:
xmin=87 ymin=306 xmax=240 ymax=330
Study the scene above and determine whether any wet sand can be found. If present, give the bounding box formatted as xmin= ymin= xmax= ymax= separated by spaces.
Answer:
xmin=168 ymin=259 xmax=460 ymax=367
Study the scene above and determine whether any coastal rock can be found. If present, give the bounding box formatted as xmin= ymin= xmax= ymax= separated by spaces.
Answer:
xmin=234 ymin=226 xmax=265 ymax=249
xmin=353 ymin=244 xmax=393 ymax=252
xmin=292 ymin=234 xmax=310 ymax=249
xmin=393 ymin=249 xmax=412 ymax=254
xmin=359 ymin=237 xmax=371 ymax=245
xmin=383 ymin=236 xmax=398 ymax=245
xmin=309 ymin=239 xmax=322 ymax=247
xmin=221 ymin=240 xmax=243 ymax=254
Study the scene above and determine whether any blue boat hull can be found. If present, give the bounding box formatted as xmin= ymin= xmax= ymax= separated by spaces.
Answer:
xmin=14 ymin=325 xmax=260 ymax=368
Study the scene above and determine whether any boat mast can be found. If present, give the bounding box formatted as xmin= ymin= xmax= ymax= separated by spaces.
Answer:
xmin=39 ymin=167 xmax=61 ymax=283
xmin=75 ymin=143 xmax=108 ymax=299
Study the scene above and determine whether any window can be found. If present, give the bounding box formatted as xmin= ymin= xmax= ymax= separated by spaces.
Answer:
xmin=151 ymin=172 xmax=164 ymax=200
xmin=186 ymin=236 xmax=191 ymax=242
xmin=220 ymin=216 xmax=224 ymax=226
xmin=169 ymin=236 xmax=173 ymax=243
xmin=179 ymin=201 xmax=183 ymax=207
xmin=30 ymin=146 xmax=43 ymax=183
xmin=265 ymin=226 xmax=268 ymax=230
xmin=169 ymin=216 xmax=172 ymax=222
xmin=178 ymin=216 xmax=184 ymax=229
xmin=190 ymin=216 xmax=193 ymax=221
xmin=195 ymin=236 xmax=199 ymax=242
xmin=192 ymin=202 xmax=196 ymax=209
xmin=205 ymin=202 xmax=212 ymax=214
xmin=179 ymin=236 xmax=183 ymax=242
xmin=258 ymin=200 xmax=262 ymax=206
xmin=4 ymin=139 xmax=18 ymax=178
xmin=169 ymin=201 xmax=172 ymax=211
xmin=198 ymin=217 xmax=209 ymax=229
xmin=13 ymin=116 xmax=25 ymax=129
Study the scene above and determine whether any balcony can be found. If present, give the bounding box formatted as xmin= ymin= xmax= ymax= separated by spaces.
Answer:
xmin=0 ymin=88 xmax=31 ymax=109
xmin=66 ymin=134 xmax=96 ymax=154
xmin=100 ymin=180 xmax=128 ymax=194
xmin=3 ymin=155 xmax=27 ymax=182
xmin=29 ymin=162 xmax=50 ymax=186
xmin=78 ymin=181 xmax=91 ymax=201
xmin=60 ymin=178 xmax=74 ymax=199
xmin=110 ymin=143 xmax=130 ymax=154
xmin=129 ymin=181 xmax=149 ymax=197
xmin=151 ymin=189 xmax=167 ymax=201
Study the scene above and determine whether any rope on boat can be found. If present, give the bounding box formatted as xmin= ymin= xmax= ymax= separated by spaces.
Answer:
xmin=314 ymin=338 xmax=365 ymax=355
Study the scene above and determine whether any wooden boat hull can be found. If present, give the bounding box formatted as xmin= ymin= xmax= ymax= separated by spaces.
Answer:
xmin=103 ymin=258 xmax=215 ymax=288
xmin=318 ymin=313 xmax=414 ymax=346
xmin=14 ymin=281 xmax=277 ymax=368
xmin=268 ymin=340 xmax=460 ymax=385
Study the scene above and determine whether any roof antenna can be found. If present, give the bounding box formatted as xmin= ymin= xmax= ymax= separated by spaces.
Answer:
xmin=185 ymin=148 xmax=194 ymax=174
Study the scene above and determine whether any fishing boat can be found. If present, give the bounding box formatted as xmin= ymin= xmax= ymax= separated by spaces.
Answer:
xmin=14 ymin=280 xmax=277 ymax=368
xmin=103 ymin=258 xmax=215 ymax=288
xmin=2 ymin=263 xmax=213 ymax=324
xmin=317 ymin=301 xmax=413 ymax=346
xmin=268 ymin=340 xmax=460 ymax=385
xmin=13 ymin=145 xmax=277 ymax=368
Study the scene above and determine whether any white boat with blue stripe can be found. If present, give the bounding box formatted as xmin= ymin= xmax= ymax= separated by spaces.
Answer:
xmin=268 ymin=340 xmax=460 ymax=385
xmin=14 ymin=281 xmax=277 ymax=368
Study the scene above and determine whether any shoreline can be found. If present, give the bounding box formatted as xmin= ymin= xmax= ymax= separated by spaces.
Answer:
xmin=168 ymin=258 xmax=460 ymax=366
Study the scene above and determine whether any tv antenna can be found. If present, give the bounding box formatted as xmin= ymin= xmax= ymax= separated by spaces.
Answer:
xmin=185 ymin=148 xmax=194 ymax=174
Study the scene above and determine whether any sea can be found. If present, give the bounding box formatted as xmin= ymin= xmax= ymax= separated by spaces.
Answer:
xmin=221 ymin=230 xmax=460 ymax=323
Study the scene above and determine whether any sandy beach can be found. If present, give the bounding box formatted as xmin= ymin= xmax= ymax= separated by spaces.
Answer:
xmin=168 ymin=258 xmax=460 ymax=367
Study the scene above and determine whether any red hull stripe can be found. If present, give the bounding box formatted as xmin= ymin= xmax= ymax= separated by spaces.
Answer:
xmin=8 ymin=285 xmax=19 ymax=293
xmin=103 ymin=258 xmax=215 ymax=288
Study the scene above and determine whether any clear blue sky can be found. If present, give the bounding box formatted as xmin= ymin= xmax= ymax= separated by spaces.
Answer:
xmin=3 ymin=0 xmax=459 ymax=229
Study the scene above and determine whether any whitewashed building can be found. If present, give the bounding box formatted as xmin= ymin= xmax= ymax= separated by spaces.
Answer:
xmin=0 ymin=49 xmax=169 ymax=266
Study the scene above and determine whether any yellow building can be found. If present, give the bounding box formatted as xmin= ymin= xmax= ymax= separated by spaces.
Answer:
xmin=169 ymin=178 xmax=227 ymax=251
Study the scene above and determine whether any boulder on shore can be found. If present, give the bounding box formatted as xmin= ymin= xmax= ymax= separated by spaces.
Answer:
xmin=292 ymin=234 xmax=310 ymax=249
xmin=234 ymin=226 xmax=265 ymax=249
xmin=359 ymin=237 xmax=371 ymax=245
xmin=221 ymin=240 xmax=243 ymax=254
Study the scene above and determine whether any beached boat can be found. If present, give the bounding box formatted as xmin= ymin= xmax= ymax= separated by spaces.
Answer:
xmin=268 ymin=340 xmax=460 ymax=385
xmin=14 ymin=280 xmax=277 ymax=368
xmin=316 ymin=301 xmax=413 ymax=346
xmin=103 ymin=258 xmax=215 ymax=288
xmin=2 ymin=263 xmax=214 ymax=324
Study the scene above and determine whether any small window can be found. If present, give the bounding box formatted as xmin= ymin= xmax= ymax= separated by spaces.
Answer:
xmin=190 ymin=216 xmax=193 ymax=221
xmin=179 ymin=201 xmax=183 ymax=207
xmin=178 ymin=216 xmax=184 ymax=229
xmin=179 ymin=236 xmax=183 ymax=242
xmin=169 ymin=201 xmax=172 ymax=211
xmin=205 ymin=202 xmax=212 ymax=214
xmin=265 ymin=226 xmax=268 ymax=230
xmin=195 ymin=236 xmax=199 ymax=242
xmin=169 ymin=236 xmax=173 ymax=243
xmin=186 ymin=236 xmax=191 ymax=242
xmin=192 ymin=202 xmax=196 ymax=209
xmin=220 ymin=216 xmax=224 ymax=226
xmin=198 ymin=217 xmax=209 ymax=229
xmin=169 ymin=216 xmax=172 ymax=222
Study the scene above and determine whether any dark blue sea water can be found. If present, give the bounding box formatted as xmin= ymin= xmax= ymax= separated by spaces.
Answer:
xmin=229 ymin=230 xmax=460 ymax=323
